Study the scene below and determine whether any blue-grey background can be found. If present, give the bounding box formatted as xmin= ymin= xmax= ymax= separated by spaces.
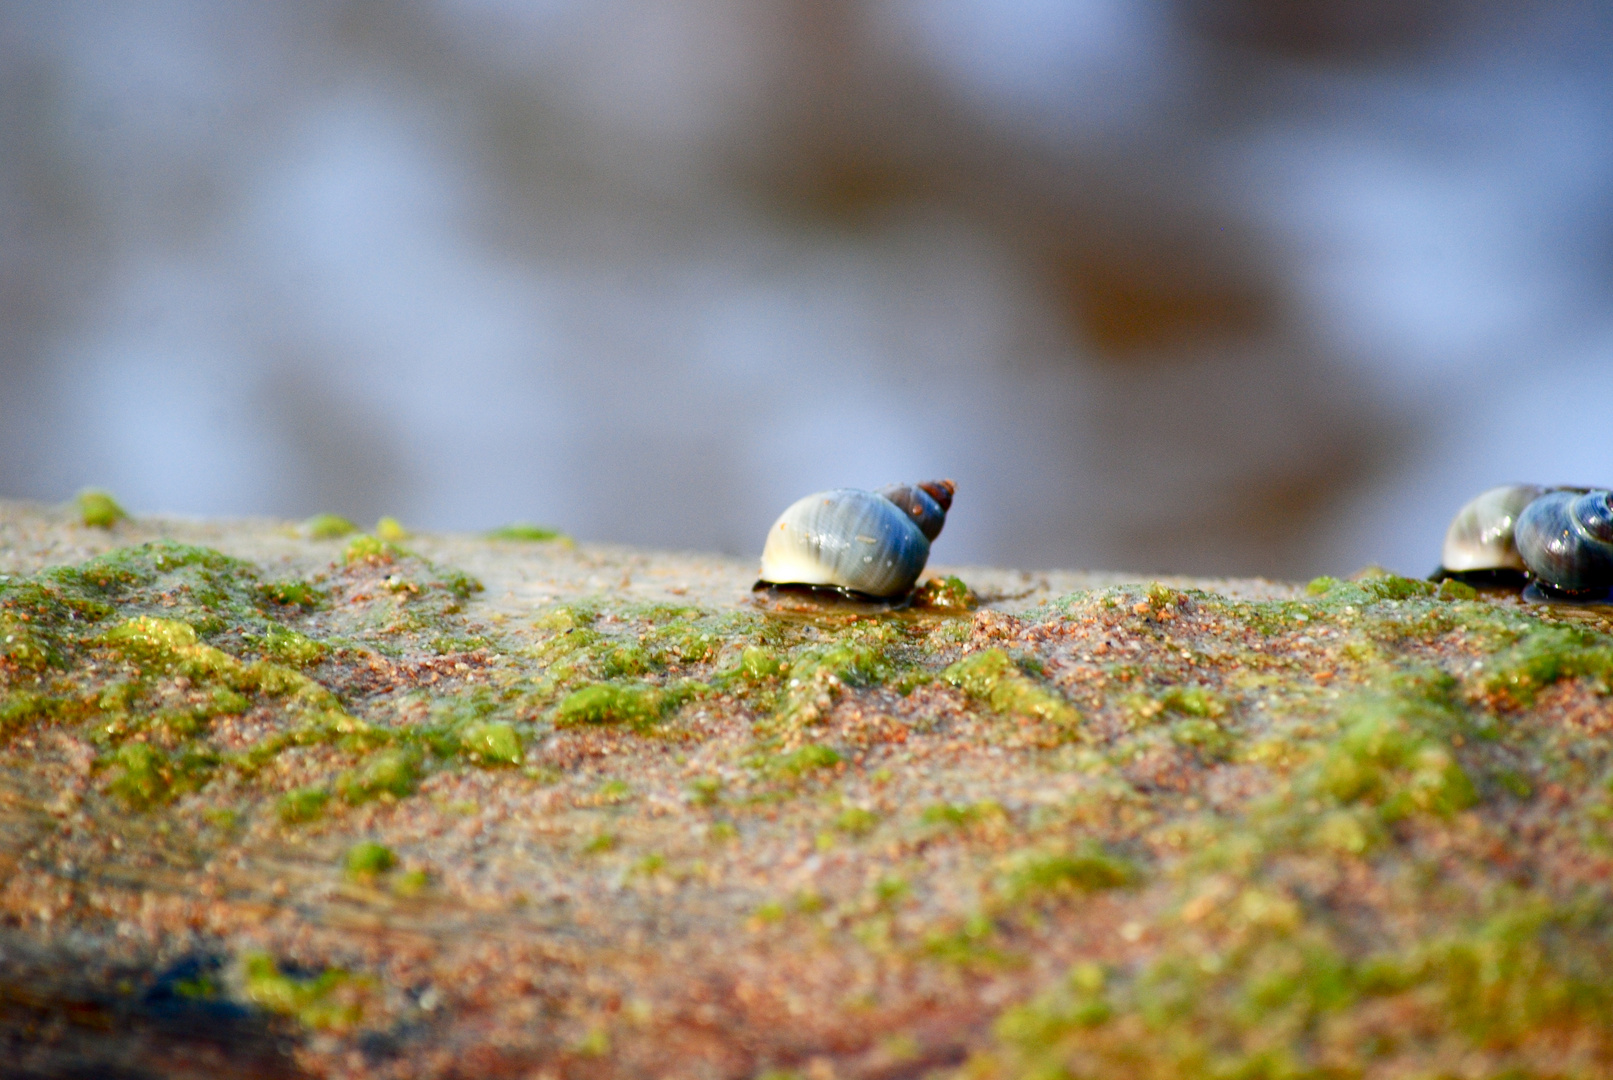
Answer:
xmin=4 ymin=1 xmax=1612 ymax=578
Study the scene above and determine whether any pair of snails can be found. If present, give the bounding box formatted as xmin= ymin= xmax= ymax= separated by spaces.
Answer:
xmin=1439 ymin=485 xmax=1613 ymax=598
xmin=757 ymin=478 xmax=1613 ymax=602
xmin=756 ymin=480 xmax=956 ymax=600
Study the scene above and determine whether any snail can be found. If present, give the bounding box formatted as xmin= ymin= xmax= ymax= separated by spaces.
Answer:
xmin=1514 ymin=489 xmax=1613 ymax=596
xmin=1435 ymin=483 xmax=1613 ymax=598
xmin=756 ymin=480 xmax=955 ymax=600
xmin=1436 ymin=484 xmax=1544 ymax=584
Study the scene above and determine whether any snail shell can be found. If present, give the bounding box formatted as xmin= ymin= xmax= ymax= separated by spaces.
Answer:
xmin=1438 ymin=484 xmax=1544 ymax=576
xmin=757 ymin=479 xmax=955 ymax=598
xmin=1515 ymin=489 xmax=1613 ymax=595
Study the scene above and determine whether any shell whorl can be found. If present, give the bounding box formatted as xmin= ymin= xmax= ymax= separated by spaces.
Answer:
xmin=1515 ymin=489 xmax=1613 ymax=593
xmin=874 ymin=479 xmax=954 ymax=542
xmin=1439 ymin=484 xmax=1543 ymax=573
xmin=757 ymin=481 xmax=953 ymax=598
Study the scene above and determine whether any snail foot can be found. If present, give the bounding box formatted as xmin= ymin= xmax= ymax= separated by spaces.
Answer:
xmin=1428 ymin=567 xmax=1529 ymax=589
xmin=752 ymin=580 xmax=910 ymax=611
xmin=1521 ymin=581 xmax=1613 ymax=605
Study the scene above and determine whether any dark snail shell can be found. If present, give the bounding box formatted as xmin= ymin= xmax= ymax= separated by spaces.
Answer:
xmin=1437 ymin=484 xmax=1544 ymax=579
xmin=1515 ymin=489 xmax=1613 ymax=595
xmin=874 ymin=479 xmax=954 ymax=541
xmin=757 ymin=480 xmax=955 ymax=599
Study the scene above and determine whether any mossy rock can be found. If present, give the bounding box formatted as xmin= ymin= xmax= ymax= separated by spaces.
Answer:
xmin=6 ymin=500 xmax=1613 ymax=1078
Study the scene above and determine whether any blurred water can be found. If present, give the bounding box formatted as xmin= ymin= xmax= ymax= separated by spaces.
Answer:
xmin=3 ymin=0 xmax=1612 ymax=579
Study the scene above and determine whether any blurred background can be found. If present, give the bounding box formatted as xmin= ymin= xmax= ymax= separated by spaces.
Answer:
xmin=3 ymin=0 xmax=1612 ymax=579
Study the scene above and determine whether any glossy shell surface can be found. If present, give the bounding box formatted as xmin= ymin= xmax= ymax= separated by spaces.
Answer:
xmin=1515 ymin=489 xmax=1613 ymax=593
xmin=759 ymin=488 xmax=932 ymax=598
xmin=1439 ymin=484 xmax=1544 ymax=573
xmin=874 ymin=481 xmax=952 ymax=541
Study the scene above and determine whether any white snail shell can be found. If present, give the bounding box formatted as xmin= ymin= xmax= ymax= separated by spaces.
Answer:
xmin=758 ymin=480 xmax=955 ymax=598
xmin=1439 ymin=484 xmax=1544 ymax=574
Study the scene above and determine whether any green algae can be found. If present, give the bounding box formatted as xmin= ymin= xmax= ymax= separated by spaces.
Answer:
xmin=834 ymin=806 xmax=879 ymax=836
xmin=0 ymin=541 xmax=322 ymax=672
xmin=920 ymin=800 xmax=1007 ymax=830
xmin=342 ymin=534 xmax=410 ymax=566
xmin=1 ymin=691 xmax=93 ymax=733
xmin=374 ymin=516 xmax=408 ymax=542
xmin=533 ymin=604 xmax=597 ymax=633
xmin=240 ymin=953 xmax=365 ymax=1031
xmin=922 ymin=914 xmax=1016 ymax=970
xmin=344 ymin=841 xmax=397 ymax=879
xmin=260 ymin=578 xmax=326 ymax=609
xmin=487 ymin=523 xmax=566 ymax=542
xmin=596 ymin=779 xmax=633 ymax=804
xmin=409 ymin=688 xmax=529 ymax=767
xmin=554 ymin=681 xmax=668 ymax=727
xmin=912 ymin=575 xmax=976 ymax=610
xmin=770 ymin=637 xmax=898 ymax=729
xmin=966 ymin=636 xmax=1612 ymax=1079
xmin=997 ymin=845 xmax=1137 ymax=902
xmin=982 ymin=892 xmax=1613 ymax=1080
xmin=459 ymin=721 xmax=522 ymax=766
xmin=97 ymin=616 xmax=349 ymax=733
xmin=1484 ymin=623 xmax=1613 ymax=706
xmin=735 ymin=645 xmax=785 ymax=681
xmin=300 ymin=514 xmax=356 ymax=540
xmin=76 ymin=489 xmax=126 ymax=528
xmin=278 ymin=786 xmax=330 ymax=825
xmin=685 ymin=776 xmax=723 ymax=807
xmin=105 ymin=742 xmax=217 ymax=809
xmin=249 ymin=624 xmax=328 ymax=667
xmin=336 ymin=749 xmax=420 ymax=804
xmin=1314 ymin=692 xmax=1478 ymax=821
xmin=770 ymin=743 xmax=841 ymax=777
xmin=942 ymin=648 xmax=1079 ymax=728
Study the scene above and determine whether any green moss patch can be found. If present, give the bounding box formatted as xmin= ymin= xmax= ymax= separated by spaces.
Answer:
xmin=300 ymin=514 xmax=356 ymax=540
xmin=104 ymin=742 xmax=217 ymax=809
xmin=459 ymin=721 xmax=522 ymax=766
xmin=76 ymin=489 xmax=126 ymax=528
xmin=344 ymin=841 xmax=397 ymax=879
xmin=487 ymin=523 xmax=566 ymax=542
xmin=554 ymin=680 xmax=702 ymax=729
xmin=240 ymin=953 xmax=366 ymax=1030
xmin=278 ymin=786 xmax=330 ymax=825
xmin=1484 ymin=624 xmax=1613 ymax=706
xmin=997 ymin=845 xmax=1137 ymax=902
xmin=1314 ymin=692 xmax=1478 ymax=822
xmin=943 ymin=648 xmax=1078 ymax=728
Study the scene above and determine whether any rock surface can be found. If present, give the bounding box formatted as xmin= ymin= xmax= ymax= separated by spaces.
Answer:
xmin=4 ymin=499 xmax=1613 ymax=1079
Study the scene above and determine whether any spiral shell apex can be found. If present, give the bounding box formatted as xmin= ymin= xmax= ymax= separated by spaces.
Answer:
xmin=1515 ymin=489 xmax=1613 ymax=594
xmin=757 ymin=480 xmax=955 ymax=598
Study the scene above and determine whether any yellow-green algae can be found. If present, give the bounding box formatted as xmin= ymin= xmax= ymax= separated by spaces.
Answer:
xmin=241 ymin=953 xmax=366 ymax=1030
xmin=344 ymin=840 xmax=397 ymax=879
xmin=374 ymin=516 xmax=408 ymax=542
xmin=299 ymin=513 xmax=356 ymax=539
xmin=943 ymin=647 xmax=1079 ymax=728
xmin=76 ymin=488 xmax=127 ymax=528
xmin=486 ymin=522 xmax=567 ymax=542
